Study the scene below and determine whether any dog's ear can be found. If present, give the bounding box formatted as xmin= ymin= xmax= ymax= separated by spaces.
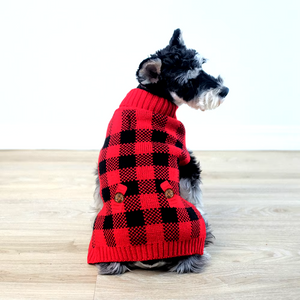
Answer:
xmin=136 ymin=57 xmax=162 ymax=85
xmin=169 ymin=28 xmax=185 ymax=47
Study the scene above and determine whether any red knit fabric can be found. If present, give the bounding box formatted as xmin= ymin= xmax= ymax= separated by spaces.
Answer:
xmin=88 ymin=89 xmax=206 ymax=263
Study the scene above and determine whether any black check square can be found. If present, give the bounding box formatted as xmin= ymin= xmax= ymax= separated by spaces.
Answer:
xmin=153 ymin=152 xmax=169 ymax=166
xmin=124 ymin=180 xmax=139 ymax=196
xmin=126 ymin=210 xmax=145 ymax=227
xmin=103 ymin=214 xmax=113 ymax=229
xmin=161 ymin=207 xmax=178 ymax=223
xmin=175 ymin=140 xmax=183 ymax=149
xmin=186 ymin=207 xmax=199 ymax=221
xmin=155 ymin=179 xmax=164 ymax=193
xmin=119 ymin=155 xmax=136 ymax=169
xmin=152 ymin=129 xmax=168 ymax=143
xmin=101 ymin=186 xmax=111 ymax=201
xmin=99 ymin=160 xmax=106 ymax=175
xmin=103 ymin=136 xmax=110 ymax=149
xmin=121 ymin=130 xmax=136 ymax=144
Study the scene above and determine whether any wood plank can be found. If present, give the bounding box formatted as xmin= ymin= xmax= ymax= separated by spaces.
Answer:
xmin=0 ymin=150 xmax=98 ymax=300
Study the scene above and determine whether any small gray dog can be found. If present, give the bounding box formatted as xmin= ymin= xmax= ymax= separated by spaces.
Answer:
xmin=89 ymin=29 xmax=228 ymax=275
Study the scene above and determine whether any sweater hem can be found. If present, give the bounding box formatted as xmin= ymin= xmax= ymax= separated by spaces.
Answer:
xmin=87 ymin=237 xmax=205 ymax=264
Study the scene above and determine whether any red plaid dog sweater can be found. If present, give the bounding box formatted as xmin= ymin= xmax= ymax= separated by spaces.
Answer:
xmin=88 ymin=88 xmax=206 ymax=263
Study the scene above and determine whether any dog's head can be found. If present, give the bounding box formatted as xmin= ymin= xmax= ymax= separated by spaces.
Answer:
xmin=136 ymin=29 xmax=229 ymax=111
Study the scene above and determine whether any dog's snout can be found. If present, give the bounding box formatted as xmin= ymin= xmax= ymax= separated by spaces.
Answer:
xmin=219 ymin=86 xmax=229 ymax=98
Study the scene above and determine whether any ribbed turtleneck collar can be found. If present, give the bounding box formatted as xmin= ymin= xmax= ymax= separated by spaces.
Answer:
xmin=119 ymin=88 xmax=178 ymax=118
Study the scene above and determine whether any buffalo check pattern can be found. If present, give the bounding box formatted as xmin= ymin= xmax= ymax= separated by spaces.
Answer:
xmin=88 ymin=89 xmax=206 ymax=263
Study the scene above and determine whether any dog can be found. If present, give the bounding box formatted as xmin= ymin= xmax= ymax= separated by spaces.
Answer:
xmin=88 ymin=29 xmax=229 ymax=275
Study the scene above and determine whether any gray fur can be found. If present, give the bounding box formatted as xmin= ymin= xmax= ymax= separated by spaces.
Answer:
xmin=168 ymin=251 xmax=211 ymax=274
xmin=175 ymin=67 xmax=202 ymax=85
xmin=96 ymin=262 xmax=130 ymax=275
xmin=204 ymin=221 xmax=215 ymax=247
xmin=179 ymin=177 xmax=204 ymax=216
xmin=90 ymin=168 xmax=103 ymax=226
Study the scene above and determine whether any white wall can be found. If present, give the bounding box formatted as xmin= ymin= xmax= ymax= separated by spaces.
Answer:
xmin=1 ymin=0 xmax=299 ymax=150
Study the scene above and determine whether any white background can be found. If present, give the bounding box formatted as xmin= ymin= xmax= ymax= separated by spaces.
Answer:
xmin=1 ymin=0 xmax=299 ymax=150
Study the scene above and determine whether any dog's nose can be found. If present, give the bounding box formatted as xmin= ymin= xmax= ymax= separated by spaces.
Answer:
xmin=219 ymin=86 xmax=229 ymax=98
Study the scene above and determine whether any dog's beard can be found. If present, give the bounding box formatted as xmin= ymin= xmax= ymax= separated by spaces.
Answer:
xmin=171 ymin=88 xmax=224 ymax=111
xmin=195 ymin=88 xmax=225 ymax=111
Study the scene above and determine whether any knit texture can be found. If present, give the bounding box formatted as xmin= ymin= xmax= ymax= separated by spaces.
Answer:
xmin=88 ymin=88 xmax=206 ymax=263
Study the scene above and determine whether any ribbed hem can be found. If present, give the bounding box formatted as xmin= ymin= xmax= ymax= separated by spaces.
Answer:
xmin=87 ymin=237 xmax=205 ymax=264
xmin=120 ymin=89 xmax=178 ymax=118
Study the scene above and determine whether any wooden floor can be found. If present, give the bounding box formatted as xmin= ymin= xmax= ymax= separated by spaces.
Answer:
xmin=0 ymin=151 xmax=299 ymax=299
